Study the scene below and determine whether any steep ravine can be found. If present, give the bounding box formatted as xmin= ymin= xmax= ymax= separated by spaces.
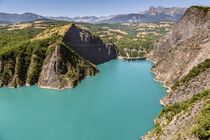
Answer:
xmin=0 ymin=24 xmax=117 ymax=89
xmin=143 ymin=6 xmax=210 ymax=140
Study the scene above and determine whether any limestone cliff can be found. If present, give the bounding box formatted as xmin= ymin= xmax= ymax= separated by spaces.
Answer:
xmin=142 ymin=90 xmax=209 ymax=140
xmin=143 ymin=61 xmax=210 ymax=140
xmin=148 ymin=6 xmax=210 ymax=88
xmin=160 ymin=67 xmax=210 ymax=106
xmin=38 ymin=43 xmax=98 ymax=89
xmin=63 ymin=24 xmax=117 ymax=65
xmin=0 ymin=23 xmax=117 ymax=89
xmin=143 ymin=6 xmax=210 ymax=140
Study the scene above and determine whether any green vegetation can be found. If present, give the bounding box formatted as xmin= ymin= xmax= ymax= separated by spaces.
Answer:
xmin=77 ymin=22 xmax=173 ymax=57
xmin=150 ymin=90 xmax=210 ymax=139
xmin=158 ymin=90 xmax=210 ymax=122
xmin=192 ymin=99 xmax=210 ymax=140
xmin=0 ymin=20 xmax=100 ymax=88
xmin=192 ymin=6 xmax=210 ymax=13
xmin=57 ymin=43 xmax=98 ymax=87
xmin=0 ymin=20 xmax=173 ymax=58
xmin=26 ymin=35 xmax=62 ymax=85
xmin=0 ymin=20 xmax=70 ymax=56
xmin=0 ymin=19 xmax=170 ymax=87
xmin=171 ymin=59 xmax=210 ymax=90
xmin=0 ymin=28 xmax=42 ymax=52
xmin=0 ymin=31 xmax=63 ymax=86
xmin=153 ymin=122 xmax=163 ymax=135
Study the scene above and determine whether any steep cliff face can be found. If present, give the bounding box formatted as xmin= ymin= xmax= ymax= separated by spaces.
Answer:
xmin=160 ymin=67 xmax=210 ymax=106
xmin=143 ymin=90 xmax=210 ymax=140
xmin=38 ymin=43 xmax=98 ymax=89
xmin=63 ymin=24 xmax=117 ymax=65
xmin=148 ymin=6 xmax=210 ymax=88
xmin=0 ymin=24 xmax=118 ymax=89
xmin=143 ymin=59 xmax=210 ymax=140
xmin=143 ymin=6 xmax=210 ymax=140
xmin=149 ymin=6 xmax=209 ymax=63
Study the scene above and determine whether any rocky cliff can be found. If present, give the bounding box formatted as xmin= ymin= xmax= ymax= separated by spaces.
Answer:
xmin=0 ymin=23 xmax=117 ymax=89
xmin=143 ymin=90 xmax=209 ymax=140
xmin=38 ymin=43 xmax=98 ymax=89
xmin=63 ymin=24 xmax=117 ymax=65
xmin=103 ymin=6 xmax=186 ymax=23
xmin=160 ymin=66 xmax=210 ymax=106
xmin=148 ymin=6 xmax=210 ymax=88
xmin=143 ymin=6 xmax=210 ymax=140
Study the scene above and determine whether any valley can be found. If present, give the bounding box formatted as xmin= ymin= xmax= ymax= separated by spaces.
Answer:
xmin=0 ymin=20 xmax=173 ymax=58
xmin=0 ymin=4 xmax=209 ymax=140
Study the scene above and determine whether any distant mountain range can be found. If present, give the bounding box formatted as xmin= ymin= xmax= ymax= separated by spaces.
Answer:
xmin=0 ymin=6 xmax=187 ymax=23
xmin=48 ymin=6 xmax=187 ymax=23
xmin=0 ymin=12 xmax=45 ymax=23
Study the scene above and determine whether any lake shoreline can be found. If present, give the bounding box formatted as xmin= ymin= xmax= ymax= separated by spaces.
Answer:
xmin=118 ymin=56 xmax=147 ymax=61
xmin=0 ymin=60 xmax=166 ymax=140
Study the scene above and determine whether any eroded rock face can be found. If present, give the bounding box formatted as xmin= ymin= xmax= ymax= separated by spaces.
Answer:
xmin=0 ymin=43 xmax=98 ymax=90
xmin=38 ymin=44 xmax=68 ymax=89
xmin=160 ymin=68 xmax=210 ymax=106
xmin=63 ymin=24 xmax=117 ymax=65
xmin=148 ymin=7 xmax=210 ymax=87
xmin=38 ymin=44 xmax=98 ymax=90
xmin=0 ymin=24 xmax=104 ymax=90
xmin=143 ymin=7 xmax=210 ymax=140
xmin=142 ymin=96 xmax=206 ymax=140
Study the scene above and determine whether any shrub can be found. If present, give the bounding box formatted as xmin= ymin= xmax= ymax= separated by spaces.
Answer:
xmin=171 ymin=59 xmax=210 ymax=90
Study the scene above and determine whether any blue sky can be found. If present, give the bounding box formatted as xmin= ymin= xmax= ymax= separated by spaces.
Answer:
xmin=0 ymin=0 xmax=209 ymax=17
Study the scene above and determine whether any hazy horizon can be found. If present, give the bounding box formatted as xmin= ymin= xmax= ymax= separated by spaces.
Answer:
xmin=0 ymin=5 xmax=187 ymax=18
xmin=0 ymin=0 xmax=209 ymax=17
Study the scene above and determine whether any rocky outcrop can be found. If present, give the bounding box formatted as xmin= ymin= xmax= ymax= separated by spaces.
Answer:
xmin=143 ymin=60 xmax=210 ymax=140
xmin=0 ymin=23 xmax=119 ymax=89
xmin=160 ymin=68 xmax=210 ymax=106
xmin=148 ymin=6 xmax=210 ymax=87
xmin=143 ymin=6 xmax=210 ymax=140
xmin=0 ymin=42 xmax=98 ymax=90
xmin=149 ymin=6 xmax=209 ymax=63
xmin=38 ymin=44 xmax=98 ymax=89
xmin=142 ymin=90 xmax=210 ymax=140
xmin=63 ymin=24 xmax=117 ymax=65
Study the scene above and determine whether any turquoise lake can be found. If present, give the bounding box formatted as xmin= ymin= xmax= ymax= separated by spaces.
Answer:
xmin=0 ymin=60 xmax=166 ymax=140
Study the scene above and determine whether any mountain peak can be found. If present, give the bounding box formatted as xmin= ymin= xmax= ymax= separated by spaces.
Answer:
xmin=0 ymin=6 xmax=187 ymax=23
xmin=141 ymin=6 xmax=186 ymax=15
xmin=0 ymin=12 xmax=45 ymax=23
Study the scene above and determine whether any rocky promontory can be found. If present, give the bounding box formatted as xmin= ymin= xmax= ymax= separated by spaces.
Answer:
xmin=148 ymin=6 xmax=210 ymax=88
xmin=63 ymin=24 xmax=117 ymax=65
xmin=0 ymin=23 xmax=117 ymax=89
